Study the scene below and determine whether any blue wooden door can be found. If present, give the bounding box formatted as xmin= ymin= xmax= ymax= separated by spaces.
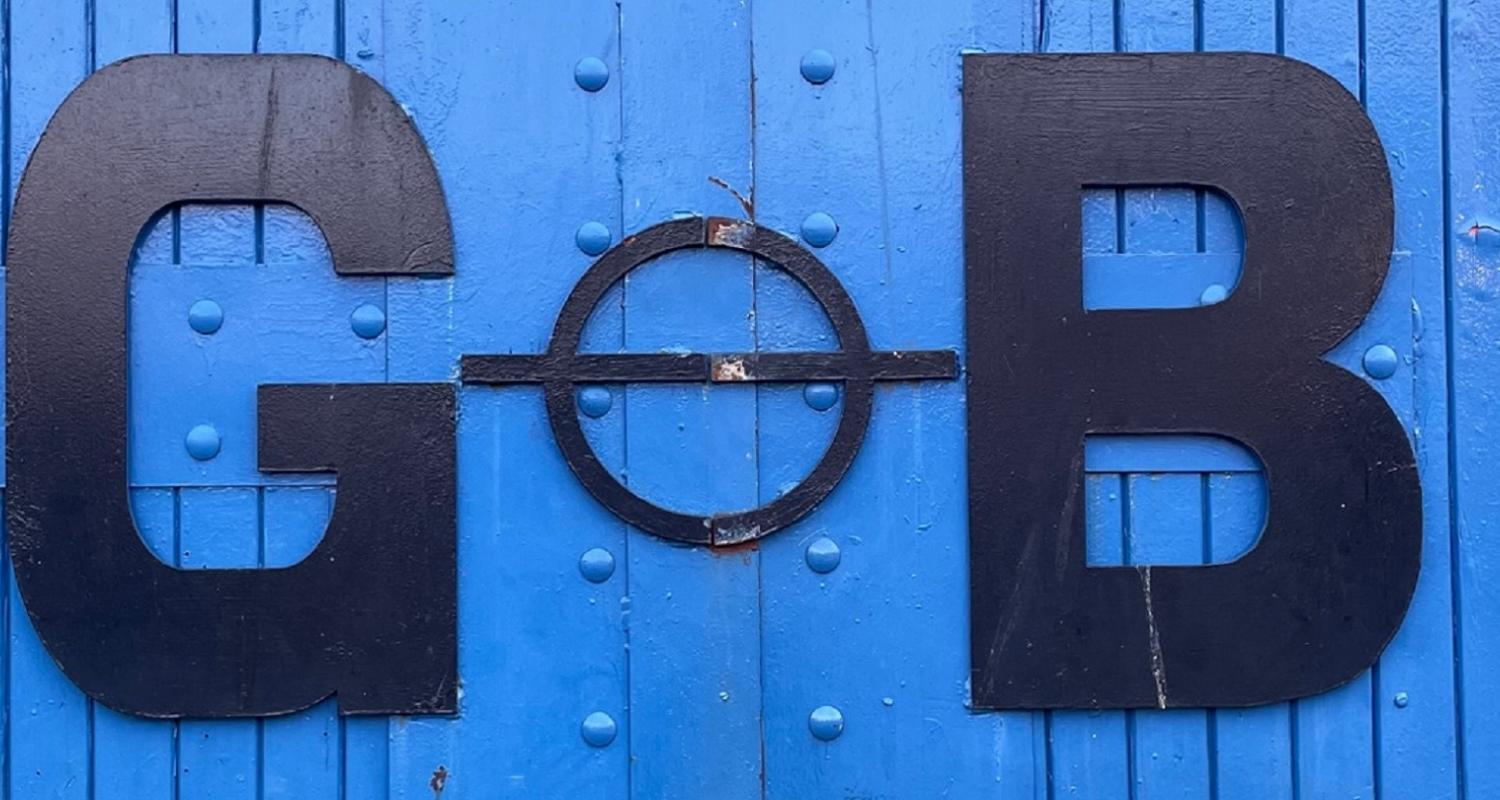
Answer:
xmin=0 ymin=0 xmax=1492 ymax=797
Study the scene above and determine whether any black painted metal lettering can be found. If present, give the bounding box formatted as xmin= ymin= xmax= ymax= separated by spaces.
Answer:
xmin=963 ymin=53 xmax=1421 ymax=709
xmin=6 ymin=55 xmax=457 ymax=717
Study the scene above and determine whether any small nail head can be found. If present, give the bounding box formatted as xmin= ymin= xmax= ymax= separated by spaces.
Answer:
xmin=801 ymin=212 xmax=838 ymax=248
xmin=185 ymin=424 xmax=221 ymax=461
xmin=188 ymin=299 xmax=224 ymax=334
xmin=350 ymin=304 xmax=386 ymax=339
xmin=1363 ymin=344 xmax=1398 ymax=380
xmin=575 ymin=57 xmax=610 ymax=92
xmin=581 ymin=711 xmax=618 ymax=747
xmin=800 ymin=49 xmax=836 ymax=84
xmin=576 ymin=222 xmax=612 ymax=256
xmin=809 ymin=705 xmax=844 ymax=741
xmin=1394 ymin=692 xmax=1409 ymax=708
xmin=1199 ymin=284 xmax=1229 ymax=306
xmin=803 ymin=382 xmax=840 ymax=412
xmin=805 ymin=536 xmax=841 ymax=574
xmin=578 ymin=386 xmax=613 ymax=418
xmin=579 ymin=547 xmax=616 ymax=583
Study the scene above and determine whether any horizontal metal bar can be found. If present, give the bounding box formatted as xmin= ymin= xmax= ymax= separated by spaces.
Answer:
xmin=461 ymin=353 xmax=708 ymax=384
xmin=708 ymin=351 xmax=958 ymax=382
xmin=461 ymin=350 xmax=958 ymax=384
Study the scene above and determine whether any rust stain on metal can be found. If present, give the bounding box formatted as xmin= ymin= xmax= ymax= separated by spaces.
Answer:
xmin=430 ymin=765 xmax=449 ymax=798
xmin=712 ymin=356 xmax=749 ymax=382
xmin=708 ymin=537 xmax=760 ymax=563
xmin=706 ymin=216 xmax=754 ymax=248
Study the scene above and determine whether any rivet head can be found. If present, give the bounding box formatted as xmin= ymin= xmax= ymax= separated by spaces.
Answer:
xmin=803 ymin=382 xmax=839 ymax=411
xmin=185 ymin=424 xmax=221 ymax=461
xmin=188 ymin=299 xmax=223 ymax=334
xmin=1394 ymin=691 xmax=1409 ymax=708
xmin=800 ymin=49 xmax=836 ymax=84
xmin=576 ymin=222 xmax=612 ymax=256
xmin=574 ymin=57 xmax=610 ymax=92
xmin=577 ymin=386 xmax=613 ymax=418
xmin=801 ymin=212 xmax=838 ymax=248
xmin=1363 ymin=344 xmax=1398 ymax=379
xmin=808 ymin=705 xmax=844 ymax=741
xmin=579 ymin=547 xmax=616 ymax=583
xmin=580 ymin=711 xmax=617 ymax=747
xmin=1199 ymin=284 xmax=1229 ymax=306
xmin=805 ymin=537 xmax=841 ymax=574
xmin=350 ymin=304 xmax=386 ymax=339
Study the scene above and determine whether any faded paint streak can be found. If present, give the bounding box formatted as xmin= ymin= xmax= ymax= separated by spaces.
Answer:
xmin=1139 ymin=565 xmax=1169 ymax=710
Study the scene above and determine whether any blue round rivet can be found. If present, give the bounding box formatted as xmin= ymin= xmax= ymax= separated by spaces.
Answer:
xmin=574 ymin=57 xmax=610 ymax=92
xmin=576 ymin=221 xmax=612 ymax=256
xmin=1363 ymin=344 xmax=1399 ymax=379
xmin=350 ymin=304 xmax=386 ymax=339
xmin=581 ymin=711 xmax=617 ymax=747
xmin=805 ymin=537 xmax=841 ymax=574
xmin=188 ymin=299 xmax=223 ymax=334
xmin=809 ymin=705 xmax=844 ymax=741
xmin=578 ymin=386 xmax=613 ymax=418
xmin=800 ymin=49 xmax=836 ymax=84
xmin=803 ymin=382 xmax=839 ymax=412
xmin=1394 ymin=692 xmax=1409 ymax=708
xmin=801 ymin=212 xmax=838 ymax=248
xmin=185 ymin=424 xmax=221 ymax=461
xmin=579 ymin=547 xmax=616 ymax=583
xmin=1199 ymin=284 xmax=1229 ymax=306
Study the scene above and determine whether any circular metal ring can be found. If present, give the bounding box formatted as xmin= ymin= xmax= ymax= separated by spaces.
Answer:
xmin=542 ymin=216 xmax=875 ymax=546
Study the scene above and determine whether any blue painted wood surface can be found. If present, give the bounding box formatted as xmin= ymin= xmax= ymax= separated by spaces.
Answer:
xmin=0 ymin=0 xmax=1486 ymax=797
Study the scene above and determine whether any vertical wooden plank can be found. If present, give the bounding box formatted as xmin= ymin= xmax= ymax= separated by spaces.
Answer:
xmin=1207 ymin=474 xmax=1294 ymax=799
xmin=754 ymin=1 xmax=1036 ymax=797
xmin=1194 ymin=3 xmax=1293 ymax=798
xmin=377 ymin=1 xmax=628 ymax=797
xmin=94 ymin=491 xmax=178 ymax=799
xmin=255 ymin=5 xmax=343 ymax=798
xmin=81 ymin=2 xmax=180 ymax=797
xmin=1116 ymin=4 xmax=1208 ymax=791
xmin=1051 ymin=0 xmax=1125 ymax=791
xmin=169 ymin=12 xmax=258 ymax=796
xmin=1125 ymin=476 xmax=1211 ymax=799
xmin=617 ymin=3 xmax=760 ymax=795
xmin=1278 ymin=4 xmax=1380 ymax=798
xmin=1448 ymin=0 xmax=1500 ymax=796
xmin=750 ymin=3 xmax=878 ymax=797
xmin=1361 ymin=0 xmax=1459 ymax=796
xmin=7 ymin=1 xmax=91 ymax=796
xmin=339 ymin=4 xmax=390 ymax=791
xmin=262 ymin=488 xmax=339 ymax=799
xmin=1051 ymin=476 xmax=1132 ymax=797
xmin=1045 ymin=5 xmax=1131 ymax=796
xmin=177 ymin=489 xmax=260 ymax=800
